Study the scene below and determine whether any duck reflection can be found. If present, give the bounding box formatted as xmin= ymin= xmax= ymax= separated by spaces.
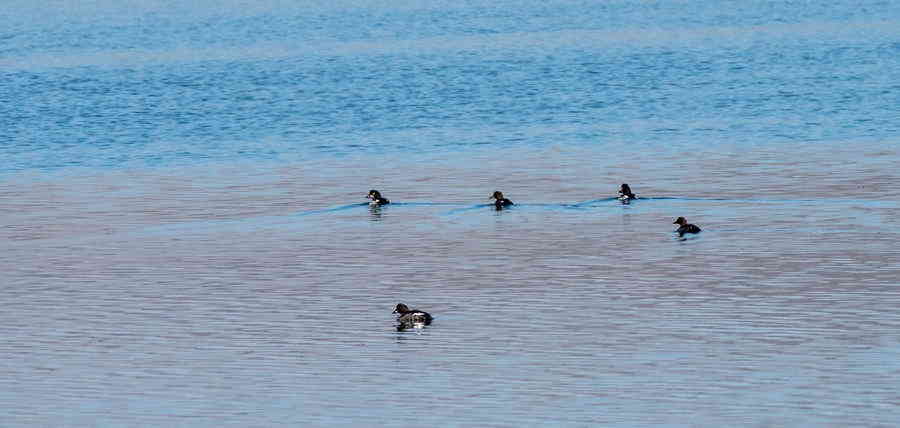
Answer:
xmin=368 ymin=204 xmax=383 ymax=221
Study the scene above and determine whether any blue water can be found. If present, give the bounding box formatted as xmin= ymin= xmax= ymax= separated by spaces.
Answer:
xmin=4 ymin=0 xmax=900 ymax=175
xmin=3 ymin=0 xmax=900 ymax=426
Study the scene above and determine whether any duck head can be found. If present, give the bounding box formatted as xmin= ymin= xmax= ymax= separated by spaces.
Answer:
xmin=673 ymin=216 xmax=688 ymax=226
xmin=393 ymin=303 xmax=410 ymax=314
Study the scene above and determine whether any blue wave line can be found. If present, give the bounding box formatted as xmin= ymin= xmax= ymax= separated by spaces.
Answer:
xmin=389 ymin=202 xmax=462 ymax=207
xmin=443 ymin=204 xmax=494 ymax=215
xmin=295 ymin=197 xmax=899 ymax=218
xmin=295 ymin=203 xmax=369 ymax=217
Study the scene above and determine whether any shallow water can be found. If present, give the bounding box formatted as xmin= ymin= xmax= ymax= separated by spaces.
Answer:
xmin=3 ymin=0 xmax=900 ymax=426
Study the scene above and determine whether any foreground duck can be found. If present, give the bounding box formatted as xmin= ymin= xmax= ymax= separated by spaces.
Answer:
xmin=673 ymin=216 xmax=702 ymax=237
xmin=393 ymin=303 xmax=433 ymax=327
xmin=366 ymin=189 xmax=390 ymax=206
xmin=618 ymin=183 xmax=637 ymax=203
xmin=490 ymin=191 xmax=514 ymax=210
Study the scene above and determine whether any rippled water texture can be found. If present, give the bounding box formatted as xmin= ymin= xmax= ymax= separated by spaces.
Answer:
xmin=2 ymin=0 xmax=900 ymax=426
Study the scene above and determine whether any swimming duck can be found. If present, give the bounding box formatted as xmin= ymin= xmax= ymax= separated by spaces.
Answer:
xmin=490 ymin=191 xmax=514 ymax=210
xmin=393 ymin=303 xmax=433 ymax=327
xmin=366 ymin=189 xmax=390 ymax=205
xmin=618 ymin=183 xmax=637 ymax=202
xmin=673 ymin=217 xmax=702 ymax=237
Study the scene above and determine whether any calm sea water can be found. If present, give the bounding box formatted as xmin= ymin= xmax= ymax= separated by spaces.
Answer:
xmin=3 ymin=0 xmax=900 ymax=426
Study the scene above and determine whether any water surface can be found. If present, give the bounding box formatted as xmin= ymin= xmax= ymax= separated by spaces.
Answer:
xmin=2 ymin=0 xmax=900 ymax=426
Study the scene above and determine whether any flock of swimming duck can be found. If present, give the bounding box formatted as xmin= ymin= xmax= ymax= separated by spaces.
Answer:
xmin=373 ymin=184 xmax=703 ymax=330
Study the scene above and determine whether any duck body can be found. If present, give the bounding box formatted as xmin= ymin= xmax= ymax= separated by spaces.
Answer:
xmin=673 ymin=217 xmax=701 ymax=237
xmin=494 ymin=198 xmax=514 ymax=209
xmin=618 ymin=183 xmax=637 ymax=203
xmin=676 ymin=224 xmax=702 ymax=236
xmin=367 ymin=189 xmax=390 ymax=205
xmin=393 ymin=303 xmax=433 ymax=327
xmin=490 ymin=191 xmax=514 ymax=210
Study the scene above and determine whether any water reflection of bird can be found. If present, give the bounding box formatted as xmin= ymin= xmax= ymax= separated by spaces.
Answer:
xmin=367 ymin=204 xmax=383 ymax=221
